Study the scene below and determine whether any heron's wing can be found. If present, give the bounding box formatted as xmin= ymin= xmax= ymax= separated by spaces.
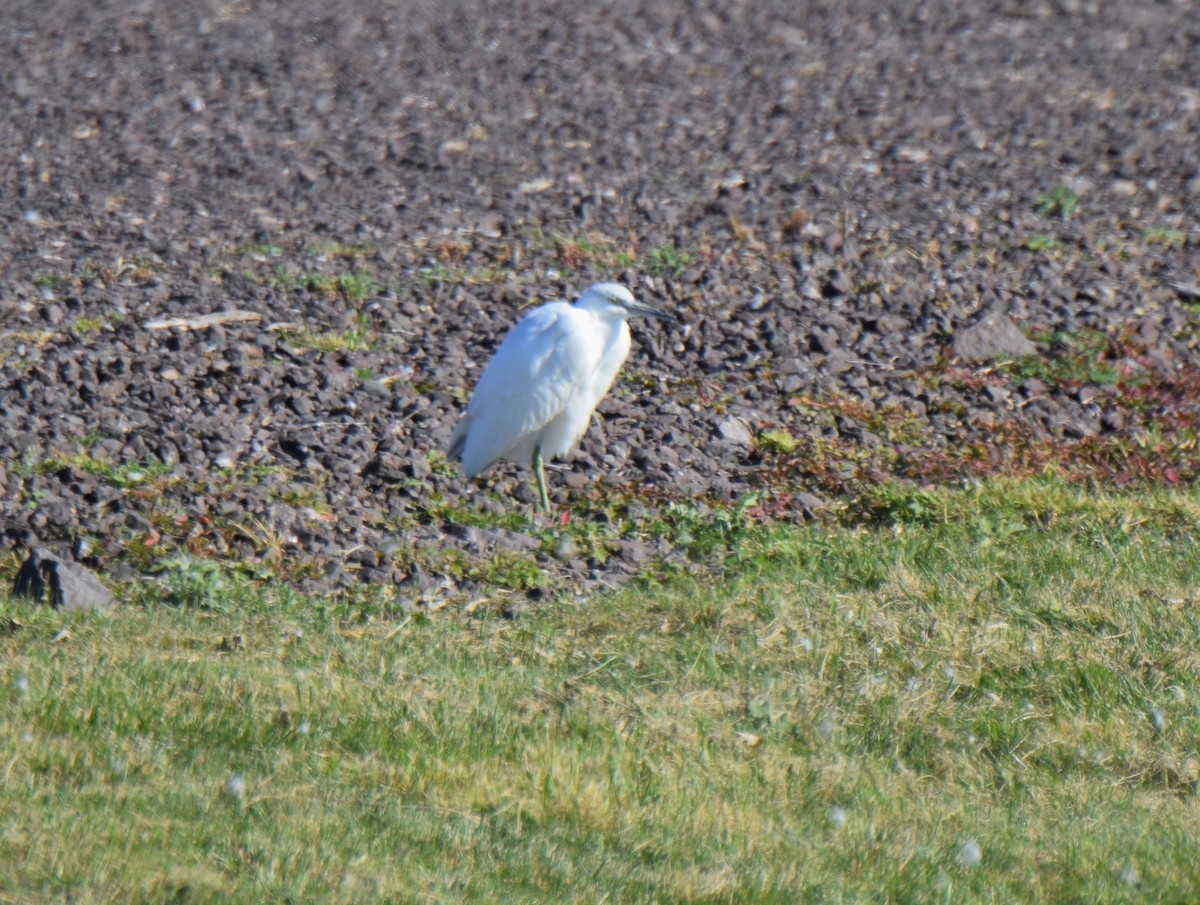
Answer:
xmin=456 ymin=303 xmax=596 ymax=475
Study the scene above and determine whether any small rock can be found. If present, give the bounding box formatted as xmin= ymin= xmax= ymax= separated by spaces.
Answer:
xmin=871 ymin=313 xmax=910 ymax=334
xmin=1063 ymin=418 xmax=1098 ymax=439
xmin=488 ymin=529 xmax=539 ymax=555
xmin=1020 ymin=377 xmax=1049 ymax=397
xmin=951 ymin=308 xmax=1037 ymax=363
xmin=983 ymin=384 xmax=1010 ymax=405
xmin=617 ymin=538 xmax=653 ymax=565
xmin=795 ymin=492 xmax=829 ymax=518
xmin=810 ymin=326 xmax=839 ymax=354
xmin=358 ymin=566 xmax=392 ymax=585
xmin=820 ymin=348 xmax=854 ymax=375
xmin=406 ymin=454 xmax=432 ymax=480
xmin=715 ymin=416 xmax=754 ymax=449
xmin=12 ymin=548 xmax=115 ymax=612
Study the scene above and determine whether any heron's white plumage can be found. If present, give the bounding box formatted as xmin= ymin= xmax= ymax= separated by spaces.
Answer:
xmin=448 ymin=284 xmax=672 ymax=501
xmin=450 ymin=296 xmax=629 ymax=476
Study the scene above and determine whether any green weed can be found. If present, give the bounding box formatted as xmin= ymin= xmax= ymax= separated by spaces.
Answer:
xmin=1035 ymin=185 xmax=1079 ymax=219
xmin=1023 ymin=233 xmax=1061 ymax=253
xmin=996 ymin=329 xmax=1120 ymax=386
xmin=1141 ymin=228 xmax=1187 ymax=247
xmin=13 ymin=453 xmax=175 ymax=491
xmin=644 ymin=244 xmax=695 ymax=278
xmin=268 ymin=267 xmax=378 ymax=300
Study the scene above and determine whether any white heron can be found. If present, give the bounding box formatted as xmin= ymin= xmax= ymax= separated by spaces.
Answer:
xmin=448 ymin=282 xmax=677 ymax=512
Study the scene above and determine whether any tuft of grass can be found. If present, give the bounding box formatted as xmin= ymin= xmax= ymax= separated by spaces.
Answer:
xmin=68 ymin=316 xmax=109 ymax=335
xmin=3 ymin=478 xmax=1200 ymax=901
xmin=519 ymin=225 xmax=638 ymax=273
xmin=415 ymin=262 xmax=512 ymax=286
xmin=267 ymin=267 xmax=378 ymax=300
xmin=67 ymin=431 xmax=103 ymax=450
xmin=329 ymin=270 xmax=377 ymax=301
xmin=1141 ymin=228 xmax=1186 ymax=247
xmin=756 ymin=428 xmax=801 ymax=455
xmin=1 ymin=330 xmax=55 ymax=349
xmin=1035 ymin=185 xmax=1079 ymax=219
xmin=72 ymin=256 xmax=158 ymax=285
xmin=307 ymin=241 xmax=373 ymax=260
xmin=234 ymin=242 xmax=284 ymax=258
xmin=145 ymin=555 xmax=236 ymax=611
xmin=1023 ymin=233 xmax=1061 ymax=253
xmin=415 ymin=262 xmax=463 ymax=284
xmin=279 ymin=315 xmax=380 ymax=353
xmin=13 ymin=452 xmax=176 ymax=491
xmin=791 ymin=392 xmax=928 ymax=445
xmin=996 ymin=328 xmax=1121 ymax=386
xmin=644 ymin=243 xmax=695 ymax=278
xmin=515 ymin=223 xmax=704 ymax=279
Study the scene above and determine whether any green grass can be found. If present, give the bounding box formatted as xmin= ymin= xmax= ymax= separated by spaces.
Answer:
xmin=515 ymin=225 xmax=698 ymax=278
xmin=755 ymin=428 xmax=801 ymax=455
xmin=233 ymin=242 xmax=284 ymax=258
xmin=644 ymin=243 xmax=695 ymax=278
xmin=12 ymin=452 xmax=176 ymax=491
xmin=266 ymin=266 xmax=378 ymax=300
xmin=997 ymin=328 xmax=1122 ymax=386
xmin=1141 ymin=228 xmax=1186 ymax=248
xmin=517 ymin=226 xmax=638 ymax=274
xmin=278 ymin=315 xmax=380 ymax=353
xmin=1036 ymin=185 xmax=1079 ymax=219
xmin=4 ymin=477 xmax=1200 ymax=902
xmin=1023 ymin=233 xmax=1062 ymax=253
xmin=68 ymin=315 xmax=109 ymax=335
xmin=306 ymin=241 xmax=374 ymax=260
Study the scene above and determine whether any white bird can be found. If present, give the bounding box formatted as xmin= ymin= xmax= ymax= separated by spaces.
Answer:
xmin=448 ymin=282 xmax=676 ymax=512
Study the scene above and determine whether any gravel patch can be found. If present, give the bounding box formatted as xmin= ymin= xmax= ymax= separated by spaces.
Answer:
xmin=1 ymin=0 xmax=1197 ymax=597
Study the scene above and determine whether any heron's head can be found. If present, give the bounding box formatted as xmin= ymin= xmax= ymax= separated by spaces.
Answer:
xmin=575 ymin=282 xmax=677 ymax=325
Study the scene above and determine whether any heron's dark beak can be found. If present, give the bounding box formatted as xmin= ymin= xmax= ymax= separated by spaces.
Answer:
xmin=628 ymin=300 xmax=678 ymax=325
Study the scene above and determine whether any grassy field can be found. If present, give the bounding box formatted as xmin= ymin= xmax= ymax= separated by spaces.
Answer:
xmin=3 ymin=477 xmax=1200 ymax=903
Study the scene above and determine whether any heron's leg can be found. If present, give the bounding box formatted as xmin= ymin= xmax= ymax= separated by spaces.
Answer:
xmin=532 ymin=446 xmax=551 ymax=514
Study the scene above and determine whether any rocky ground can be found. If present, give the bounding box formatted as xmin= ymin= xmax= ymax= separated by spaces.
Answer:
xmin=1 ymin=0 xmax=1198 ymax=602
